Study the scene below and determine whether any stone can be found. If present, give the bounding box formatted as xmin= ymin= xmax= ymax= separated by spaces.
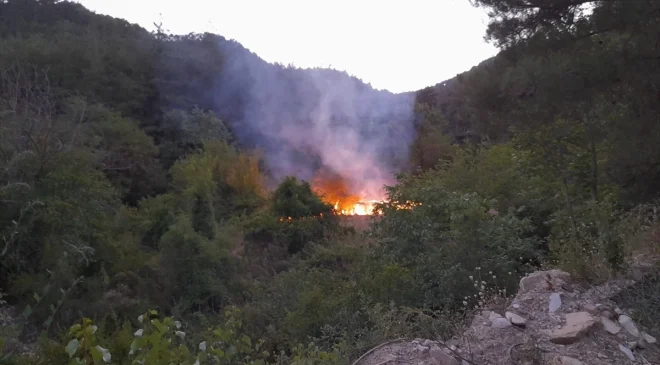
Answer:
xmin=547 ymin=355 xmax=586 ymax=365
xmin=600 ymin=310 xmax=613 ymax=319
xmin=546 ymin=312 xmax=596 ymax=345
xmin=519 ymin=270 xmax=571 ymax=293
xmin=618 ymin=315 xmax=640 ymax=337
xmin=422 ymin=339 xmax=436 ymax=347
xmin=642 ymin=332 xmax=657 ymax=344
xmin=618 ymin=343 xmax=635 ymax=361
xmin=582 ymin=303 xmax=598 ymax=314
xmin=488 ymin=312 xmax=502 ymax=321
xmin=549 ymin=293 xmax=562 ymax=313
xmin=414 ymin=345 xmax=430 ymax=354
xmin=491 ymin=317 xmax=513 ymax=329
xmin=505 ymin=311 xmax=527 ymax=327
xmin=512 ymin=303 xmax=521 ymax=309
xmin=638 ymin=333 xmax=656 ymax=349
xmin=600 ymin=316 xmax=621 ymax=335
xmin=430 ymin=347 xmax=460 ymax=365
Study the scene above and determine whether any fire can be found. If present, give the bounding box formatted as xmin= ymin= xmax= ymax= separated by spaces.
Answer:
xmin=311 ymin=169 xmax=385 ymax=216
xmin=332 ymin=199 xmax=383 ymax=216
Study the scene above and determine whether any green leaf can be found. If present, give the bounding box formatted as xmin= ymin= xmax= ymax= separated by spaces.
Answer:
xmin=90 ymin=346 xmax=103 ymax=364
xmin=22 ymin=304 xmax=32 ymax=318
xmin=213 ymin=348 xmax=225 ymax=359
xmin=68 ymin=358 xmax=85 ymax=365
xmin=241 ymin=334 xmax=252 ymax=347
xmin=65 ymin=339 xmax=80 ymax=358
xmin=70 ymin=324 xmax=82 ymax=335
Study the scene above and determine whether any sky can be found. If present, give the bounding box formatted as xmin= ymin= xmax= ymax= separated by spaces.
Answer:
xmin=75 ymin=0 xmax=499 ymax=93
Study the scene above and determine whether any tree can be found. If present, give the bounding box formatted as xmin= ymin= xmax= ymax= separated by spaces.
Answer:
xmin=271 ymin=177 xmax=332 ymax=219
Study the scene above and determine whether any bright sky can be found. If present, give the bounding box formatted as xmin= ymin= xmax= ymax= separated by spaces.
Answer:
xmin=75 ymin=0 xmax=498 ymax=93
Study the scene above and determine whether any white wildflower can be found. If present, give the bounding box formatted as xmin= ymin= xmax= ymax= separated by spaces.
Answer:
xmin=175 ymin=331 xmax=186 ymax=339
xmin=175 ymin=321 xmax=182 ymax=329
xmin=137 ymin=314 xmax=144 ymax=323
xmin=199 ymin=341 xmax=207 ymax=351
xmin=134 ymin=329 xmax=143 ymax=337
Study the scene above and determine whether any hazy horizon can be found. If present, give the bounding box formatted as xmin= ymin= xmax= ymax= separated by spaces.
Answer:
xmin=74 ymin=0 xmax=498 ymax=93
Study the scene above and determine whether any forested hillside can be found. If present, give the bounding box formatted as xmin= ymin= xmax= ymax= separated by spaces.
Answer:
xmin=1 ymin=1 xmax=660 ymax=364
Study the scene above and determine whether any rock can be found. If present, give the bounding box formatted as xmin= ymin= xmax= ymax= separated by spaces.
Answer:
xmin=642 ymin=332 xmax=657 ymax=344
xmin=618 ymin=343 xmax=635 ymax=361
xmin=615 ymin=307 xmax=623 ymax=315
xmin=561 ymin=282 xmax=575 ymax=292
xmin=549 ymin=293 xmax=562 ymax=313
xmin=600 ymin=316 xmax=621 ymax=335
xmin=488 ymin=312 xmax=502 ymax=321
xmin=505 ymin=312 xmax=527 ymax=327
xmin=582 ymin=303 xmax=598 ymax=314
xmin=491 ymin=317 xmax=513 ymax=329
xmin=547 ymin=355 xmax=586 ymax=365
xmin=430 ymin=347 xmax=460 ymax=365
xmin=638 ymin=333 xmax=657 ymax=349
xmin=414 ymin=344 xmax=430 ymax=354
xmin=600 ymin=310 xmax=613 ymax=320
xmin=618 ymin=315 xmax=640 ymax=337
xmin=519 ymin=270 xmax=571 ymax=293
xmin=546 ymin=312 xmax=596 ymax=345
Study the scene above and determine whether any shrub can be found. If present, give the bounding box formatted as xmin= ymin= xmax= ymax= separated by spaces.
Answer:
xmin=373 ymin=172 xmax=540 ymax=310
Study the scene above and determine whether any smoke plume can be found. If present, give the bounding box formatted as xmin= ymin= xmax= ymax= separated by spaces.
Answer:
xmin=212 ymin=40 xmax=417 ymax=199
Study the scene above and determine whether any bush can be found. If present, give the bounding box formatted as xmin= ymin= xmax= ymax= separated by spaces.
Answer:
xmin=373 ymin=171 xmax=540 ymax=310
xmin=55 ymin=309 xmax=346 ymax=365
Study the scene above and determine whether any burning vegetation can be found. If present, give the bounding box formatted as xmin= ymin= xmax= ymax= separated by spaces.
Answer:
xmin=311 ymin=170 xmax=385 ymax=216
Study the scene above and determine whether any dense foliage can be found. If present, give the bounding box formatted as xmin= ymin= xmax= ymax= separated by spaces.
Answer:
xmin=1 ymin=0 xmax=660 ymax=364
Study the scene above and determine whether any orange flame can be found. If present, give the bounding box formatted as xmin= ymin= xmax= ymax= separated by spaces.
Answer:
xmin=310 ymin=170 xmax=386 ymax=216
xmin=332 ymin=199 xmax=384 ymax=216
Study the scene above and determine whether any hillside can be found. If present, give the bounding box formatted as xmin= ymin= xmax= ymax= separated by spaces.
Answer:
xmin=2 ymin=1 xmax=660 ymax=365
xmin=0 ymin=0 xmax=417 ymax=205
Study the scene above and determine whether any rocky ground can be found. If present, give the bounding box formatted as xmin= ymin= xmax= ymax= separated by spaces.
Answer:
xmin=356 ymin=269 xmax=659 ymax=365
